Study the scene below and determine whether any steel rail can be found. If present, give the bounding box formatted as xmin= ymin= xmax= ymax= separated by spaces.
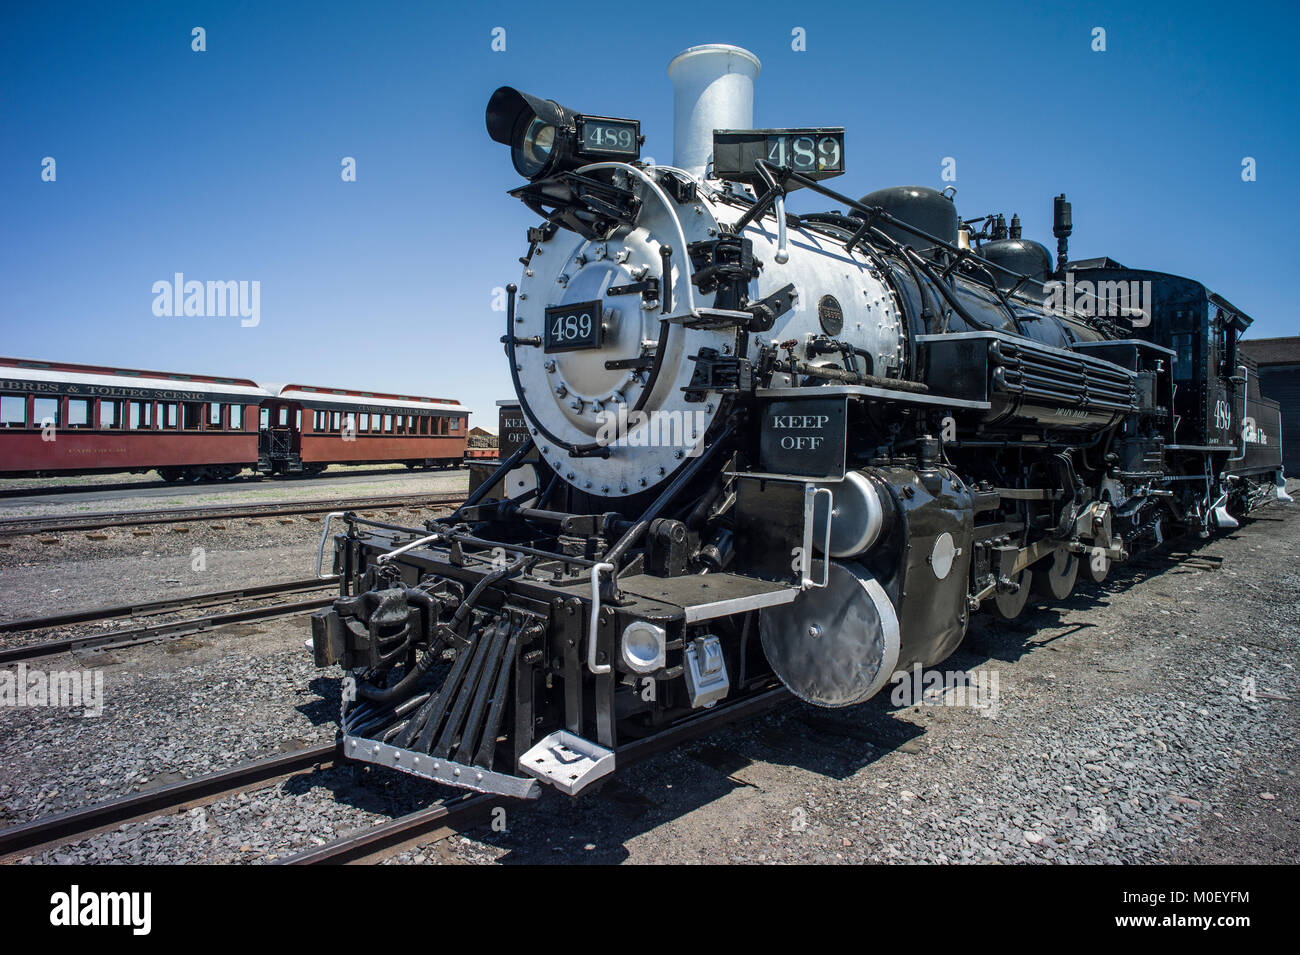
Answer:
xmin=0 ymin=492 xmax=466 ymax=537
xmin=0 ymin=594 xmax=336 ymax=664
xmin=0 ymin=576 xmax=339 ymax=634
xmin=0 ymin=465 xmax=473 ymax=501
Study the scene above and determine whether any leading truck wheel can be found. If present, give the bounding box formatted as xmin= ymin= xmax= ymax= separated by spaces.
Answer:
xmin=989 ymin=569 xmax=1031 ymax=620
xmin=1080 ymin=548 xmax=1110 ymax=584
xmin=759 ymin=561 xmax=900 ymax=707
xmin=1032 ymin=549 xmax=1079 ymax=601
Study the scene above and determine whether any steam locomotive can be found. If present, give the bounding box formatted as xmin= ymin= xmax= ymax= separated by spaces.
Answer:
xmin=310 ymin=45 xmax=1289 ymax=799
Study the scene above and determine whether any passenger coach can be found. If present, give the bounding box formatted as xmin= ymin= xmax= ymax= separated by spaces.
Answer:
xmin=0 ymin=357 xmax=470 ymax=482
xmin=265 ymin=384 xmax=469 ymax=475
xmin=0 ymin=357 xmax=264 ymax=481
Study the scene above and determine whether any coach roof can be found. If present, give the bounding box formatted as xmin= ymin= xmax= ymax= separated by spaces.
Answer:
xmin=0 ymin=357 xmax=270 ymax=400
xmin=277 ymin=384 xmax=465 ymax=415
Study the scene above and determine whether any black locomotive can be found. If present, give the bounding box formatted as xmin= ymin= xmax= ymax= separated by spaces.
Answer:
xmin=310 ymin=45 xmax=1289 ymax=798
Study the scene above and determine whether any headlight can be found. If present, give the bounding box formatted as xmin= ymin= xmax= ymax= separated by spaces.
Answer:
xmin=486 ymin=86 xmax=640 ymax=182
xmin=514 ymin=117 xmax=556 ymax=178
xmin=620 ymin=621 xmax=666 ymax=674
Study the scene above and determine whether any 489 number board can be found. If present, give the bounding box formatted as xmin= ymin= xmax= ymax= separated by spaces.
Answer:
xmin=544 ymin=300 xmax=603 ymax=353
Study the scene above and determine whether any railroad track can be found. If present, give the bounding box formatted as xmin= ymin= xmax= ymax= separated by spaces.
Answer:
xmin=0 ymin=492 xmax=465 ymax=537
xmin=0 ymin=466 xmax=470 ymax=501
xmin=0 ymin=743 xmax=340 ymax=860
xmin=278 ymin=687 xmax=791 ymax=864
xmin=0 ymin=577 xmax=341 ymax=664
xmin=0 ymin=688 xmax=790 ymax=864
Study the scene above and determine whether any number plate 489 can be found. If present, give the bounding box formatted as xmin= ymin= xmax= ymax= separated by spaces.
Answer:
xmin=544 ymin=301 xmax=603 ymax=353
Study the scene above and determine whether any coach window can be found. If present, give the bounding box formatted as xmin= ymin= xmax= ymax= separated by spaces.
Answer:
xmin=331 ymin=411 xmax=341 ymax=432
xmin=128 ymin=401 xmax=152 ymax=430
xmin=296 ymin=410 xmax=302 ymax=431
xmin=278 ymin=407 xmax=289 ymax=428
xmin=57 ymin=398 xmax=82 ymax=429
xmin=230 ymin=404 xmax=243 ymax=430
xmin=99 ymin=399 xmax=122 ymax=429
xmin=417 ymin=416 xmax=427 ymax=435
xmin=358 ymin=413 xmax=369 ymax=433
xmin=160 ymin=402 xmax=178 ymax=429
xmin=209 ymin=403 xmax=224 ymax=430
xmin=0 ymin=395 xmax=25 ymax=428
xmin=450 ymin=416 xmax=461 ymax=432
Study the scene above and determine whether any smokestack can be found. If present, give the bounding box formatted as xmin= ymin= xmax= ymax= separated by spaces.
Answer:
xmin=668 ymin=44 xmax=761 ymax=179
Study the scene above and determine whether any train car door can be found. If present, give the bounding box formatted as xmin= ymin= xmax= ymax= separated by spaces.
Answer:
xmin=1211 ymin=300 xmax=1254 ymax=463
xmin=1205 ymin=304 xmax=1245 ymax=454
xmin=259 ymin=401 xmax=303 ymax=474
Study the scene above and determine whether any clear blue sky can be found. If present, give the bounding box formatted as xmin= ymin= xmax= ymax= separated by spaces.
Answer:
xmin=3 ymin=0 xmax=1296 ymax=427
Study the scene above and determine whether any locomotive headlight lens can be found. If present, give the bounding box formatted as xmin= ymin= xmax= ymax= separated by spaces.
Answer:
xmin=621 ymin=621 xmax=666 ymax=674
xmin=486 ymin=86 xmax=571 ymax=182
xmin=514 ymin=118 xmax=556 ymax=178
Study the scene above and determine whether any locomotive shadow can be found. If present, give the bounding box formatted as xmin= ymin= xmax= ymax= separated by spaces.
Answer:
xmin=959 ymin=529 xmax=1236 ymax=667
xmin=483 ymin=696 xmax=924 ymax=864
xmin=296 ymin=676 xmax=345 ymax=725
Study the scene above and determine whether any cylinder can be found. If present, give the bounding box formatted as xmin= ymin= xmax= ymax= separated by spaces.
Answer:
xmin=813 ymin=470 xmax=887 ymax=558
xmin=668 ymin=44 xmax=761 ymax=179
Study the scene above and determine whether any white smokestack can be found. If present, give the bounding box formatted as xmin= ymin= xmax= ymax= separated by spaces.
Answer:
xmin=668 ymin=44 xmax=761 ymax=179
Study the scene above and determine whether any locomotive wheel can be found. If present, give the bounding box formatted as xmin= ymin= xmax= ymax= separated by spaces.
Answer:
xmin=989 ymin=569 xmax=1031 ymax=620
xmin=1080 ymin=548 xmax=1110 ymax=584
xmin=1032 ymin=549 xmax=1078 ymax=601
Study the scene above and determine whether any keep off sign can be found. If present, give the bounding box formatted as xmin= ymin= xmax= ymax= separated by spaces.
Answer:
xmin=758 ymin=397 xmax=846 ymax=479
